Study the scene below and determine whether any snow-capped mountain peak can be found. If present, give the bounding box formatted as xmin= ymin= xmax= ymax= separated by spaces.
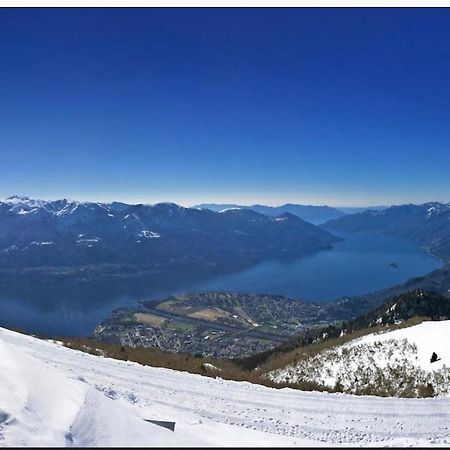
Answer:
xmin=3 ymin=195 xmax=47 ymax=208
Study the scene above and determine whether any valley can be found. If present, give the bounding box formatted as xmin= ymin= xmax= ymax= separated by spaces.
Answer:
xmin=93 ymin=292 xmax=336 ymax=358
xmin=0 ymin=196 xmax=449 ymax=361
xmin=1 ymin=198 xmax=450 ymax=442
xmin=3 ymin=8 xmax=450 ymax=446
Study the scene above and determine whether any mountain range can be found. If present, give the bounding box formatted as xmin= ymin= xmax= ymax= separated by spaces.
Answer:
xmin=0 ymin=196 xmax=339 ymax=273
xmin=193 ymin=203 xmax=348 ymax=224
xmin=193 ymin=203 xmax=388 ymax=224
xmin=323 ymin=202 xmax=450 ymax=261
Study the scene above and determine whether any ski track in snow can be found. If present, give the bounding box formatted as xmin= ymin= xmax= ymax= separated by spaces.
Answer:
xmin=1 ymin=328 xmax=450 ymax=446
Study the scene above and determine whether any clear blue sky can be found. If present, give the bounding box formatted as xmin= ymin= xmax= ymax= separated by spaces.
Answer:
xmin=1 ymin=8 xmax=450 ymax=207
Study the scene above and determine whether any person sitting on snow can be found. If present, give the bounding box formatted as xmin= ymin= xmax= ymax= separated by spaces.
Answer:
xmin=430 ymin=352 xmax=441 ymax=363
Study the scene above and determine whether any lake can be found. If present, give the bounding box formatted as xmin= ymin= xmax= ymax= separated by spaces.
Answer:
xmin=0 ymin=232 xmax=442 ymax=336
xmin=188 ymin=232 xmax=443 ymax=301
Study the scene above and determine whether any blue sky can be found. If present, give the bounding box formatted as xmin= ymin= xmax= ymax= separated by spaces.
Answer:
xmin=1 ymin=8 xmax=450 ymax=207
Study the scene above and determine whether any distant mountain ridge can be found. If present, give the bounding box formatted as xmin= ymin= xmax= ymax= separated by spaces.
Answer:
xmin=336 ymin=205 xmax=387 ymax=215
xmin=193 ymin=203 xmax=347 ymax=224
xmin=323 ymin=202 xmax=450 ymax=261
xmin=0 ymin=196 xmax=340 ymax=272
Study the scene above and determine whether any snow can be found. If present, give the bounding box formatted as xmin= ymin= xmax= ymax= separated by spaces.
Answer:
xmin=139 ymin=230 xmax=161 ymax=239
xmin=2 ymin=196 xmax=46 ymax=208
xmin=269 ymin=321 xmax=450 ymax=397
xmin=0 ymin=338 xmax=85 ymax=446
xmin=347 ymin=320 xmax=450 ymax=372
xmin=202 ymin=362 xmax=222 ymax=372
xmin=15 ymin=208 xmax=36 ymax=215
xmin=1 ymin=245 xmax=18 ymax=253
xmin=76 ymin=238 xmax=100 ymax=244
xmin=56 ymin=202 xmax=80 ymax=216
xmin=1 ymin=196 xmax=114 ymax=218
xmin=1 ymin=328 xmax=450 ymax=446
xmin=218 ymin=208 xmax=242 ymax=213
xmin=425 ymin=202 xmax=450 ymax=219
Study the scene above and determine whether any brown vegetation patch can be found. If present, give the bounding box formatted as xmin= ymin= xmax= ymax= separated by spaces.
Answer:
xmin=258 ymin=317 xmax=426 ymax=375
xmin=134 ymin=313 xmax=166 ymax=327
xmin=58 ymin=318 xmax=436 ymax=399
xmin=188 ymin=308 xmax=230 ymax=321
xmin=60 ymin=336 xmax=331 ymax=392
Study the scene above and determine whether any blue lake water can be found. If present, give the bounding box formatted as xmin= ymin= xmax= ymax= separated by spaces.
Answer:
xmin=185 ymin=232 xmax=442 ymax=301
xmin=0 ymin=232 xmax=442 ymax=336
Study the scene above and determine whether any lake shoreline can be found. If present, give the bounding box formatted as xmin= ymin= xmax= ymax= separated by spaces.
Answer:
xmin=0 ymin=233 xmax=443 ymax=337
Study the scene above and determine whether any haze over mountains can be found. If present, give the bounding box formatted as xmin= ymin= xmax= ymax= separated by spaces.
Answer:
xmin=194 ymin=203 xmax=347 ymax=224
xmin=323 ymin=202 xmax=450 ymax=262
xmin=0 ymin=196 xmax=339 ymax=272
xmin=194 ymin=203 xmax=388 ymax=224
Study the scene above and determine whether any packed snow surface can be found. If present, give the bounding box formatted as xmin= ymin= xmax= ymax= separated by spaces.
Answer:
xmin=1 ymin=328 xmax=450 ymax=446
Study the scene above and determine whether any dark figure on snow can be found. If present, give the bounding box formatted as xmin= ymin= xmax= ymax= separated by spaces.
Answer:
xmin=430 ymin=352 xmax=441 ymax=363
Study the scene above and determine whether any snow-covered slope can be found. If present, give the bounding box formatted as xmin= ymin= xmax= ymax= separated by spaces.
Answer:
xmin=347 ymin=320 xmax=450 ymax=370
xmin=268 ymin=320 xmax=450 ymax=397
xmin=1 ymin=327 xmax=450 ymax=446
xmin=0 ymin=338 xmax=180 ymax=447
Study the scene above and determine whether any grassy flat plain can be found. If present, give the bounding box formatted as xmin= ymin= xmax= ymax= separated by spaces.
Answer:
xmin=133 ymin=313 xmax=167 ymax=327
xmin=94 ymin=292 xmax=333 ymax=358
